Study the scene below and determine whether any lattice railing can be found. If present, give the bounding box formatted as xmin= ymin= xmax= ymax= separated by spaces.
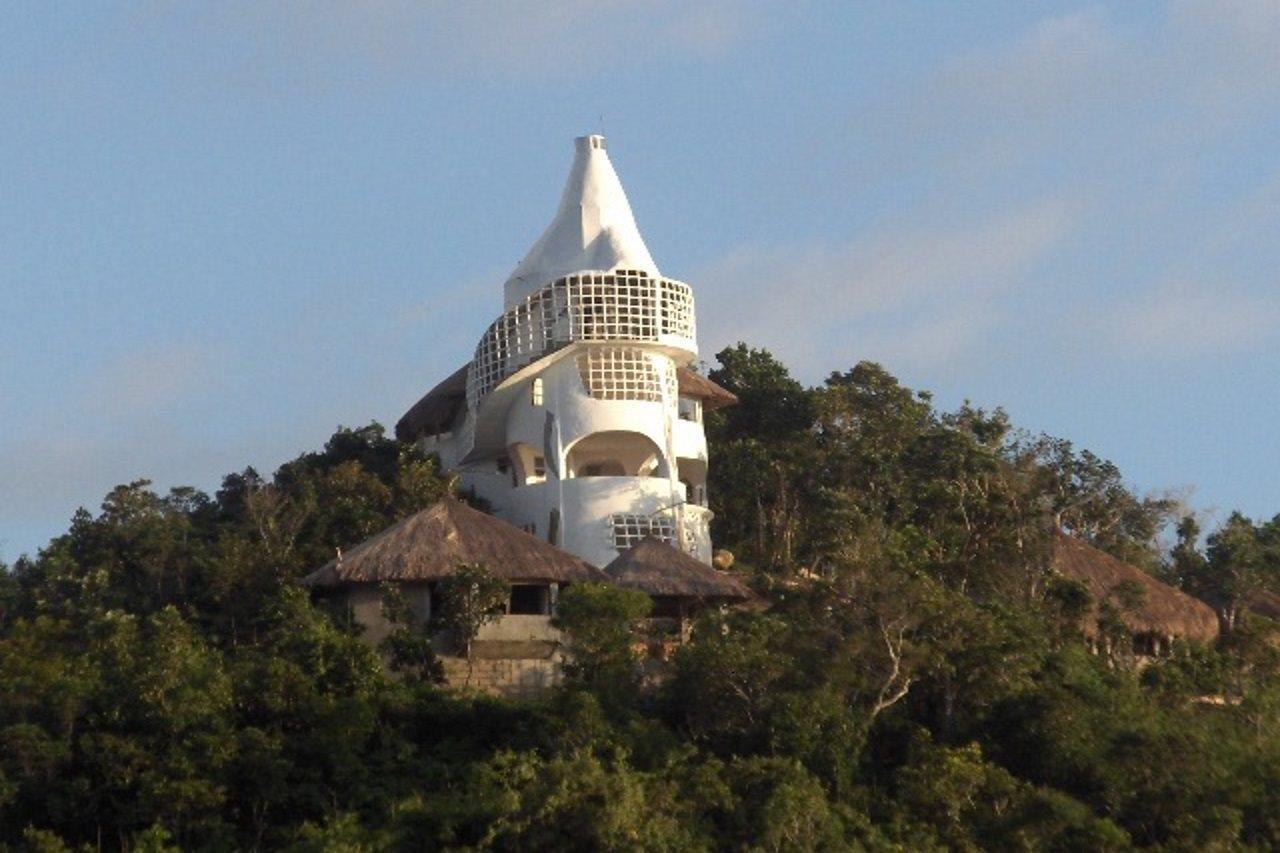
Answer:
xmin=467 ymin=270 xmax=695 ymax=407
xmin=609 ymin=513 xmax=677 ymax=551
xmin=576 ymin=348 xmax=678 ymax=403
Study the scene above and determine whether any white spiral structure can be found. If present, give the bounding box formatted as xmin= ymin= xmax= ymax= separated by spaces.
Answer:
xmin=400 ymin=136 xmax=722 ymax=568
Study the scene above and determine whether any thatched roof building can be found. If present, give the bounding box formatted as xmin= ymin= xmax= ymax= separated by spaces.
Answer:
xmin=604 ymin=537 xmax=753 ymax=603
xmin=301 ymin=498 xmax=609 ymax=588
xmin=395 ymin=364 xmax=468 ymax=442
xmin=1051 ymin=531 xmax=1218 ymax=644
xmin=675 ymin=368 xmax=738 ymax=412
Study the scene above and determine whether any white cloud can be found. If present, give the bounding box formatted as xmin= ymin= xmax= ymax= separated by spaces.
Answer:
xmin=1079 ymin=165 xmax=1280 ymax=361
xmin=1170 ymin=0 xmax=1280 ymax=120
xmin=836 ymin=2 xmax=1280 ymax=196
xmin=692 ymin=193 xmax=1082 ymax=379
xmin=850 ymin=311 xmax=989 ymax=377
xmin=784 ymin=2 xmax=1280 ymax=382
xmin=124 ymin=0 xmax=752 ymax=96
xmin=931 ymin=9 xmax=1123 ymax=124
xmin=1100 ymin=282 xmax=1280 ymax=356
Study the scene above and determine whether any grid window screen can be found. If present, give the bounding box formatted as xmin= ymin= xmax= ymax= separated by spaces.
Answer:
xmin=468 ymin=271 xmax=696 ymax=407
xmin=659 ymin=279 xmax=695 ymax=338
xmin=610 ymin=514 xmax=676 ymax=551
xmin=576 ymin=348 xmax=675 ymax=402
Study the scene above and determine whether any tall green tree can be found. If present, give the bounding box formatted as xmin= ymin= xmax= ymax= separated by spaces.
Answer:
xmin=552 ymin=582 xmax=651 ymax=714
xmin=431 ymin=563 xmax=508 ymax=685
xmin=1200 ymin=513 xmax=1280 ymax=631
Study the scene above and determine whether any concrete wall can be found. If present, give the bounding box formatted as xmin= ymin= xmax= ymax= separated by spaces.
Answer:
xmin=345 ymin=585 xmax=392 ymax=646
xmin=439 ymin=655 xmax=563 ymax=699
xmin=333 ymin=585 xmax=567 ymax=697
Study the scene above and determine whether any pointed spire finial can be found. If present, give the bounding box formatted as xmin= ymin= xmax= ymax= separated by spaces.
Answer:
xmin=503 ymin=135 xmax=660 ymax=308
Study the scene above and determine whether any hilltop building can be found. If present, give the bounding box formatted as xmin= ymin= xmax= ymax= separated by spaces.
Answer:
xmin=395 ymin=135 xmax=736 ymax=569
xmin=301 ymin=137 xmax=1219 ymax=697
xmin=301 ymin=498 xmax=753 ymax=697
xmin=302 ymin=498 xmax=608 ymax=696
xmin=1050 ymin=532 xmax=1219 ymax=655
xmin=304 ymin=138 xmax=747 ymax=696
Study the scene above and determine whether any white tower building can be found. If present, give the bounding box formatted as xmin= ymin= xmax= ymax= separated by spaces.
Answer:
xmin=395 ymin=136 xmax=735 ymax=568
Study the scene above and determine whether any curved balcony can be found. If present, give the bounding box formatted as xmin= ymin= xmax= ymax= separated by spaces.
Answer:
xmin=467 ymin=270 xmax=697 ymax=408
xmin=496 ymin=476 xmax=715 ymax=567
xmin=503 ymin=475 xmax=684 ymax=530
xmin=680 ymin=504 xmax=715 ymax=564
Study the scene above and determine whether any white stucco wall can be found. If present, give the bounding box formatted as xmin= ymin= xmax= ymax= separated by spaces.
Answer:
xmin=412 ymin=136 xmax=721 ymax=569
xmin=446 ymin=342 xmax=714 ymax=567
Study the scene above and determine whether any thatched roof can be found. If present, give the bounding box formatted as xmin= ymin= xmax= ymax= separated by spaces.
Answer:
xmin=395 ymin=364 xmax=468 ymax=442
xmin=1246 ymin=590 xmax=1280 ymax=623
xmin=301 ymin=498 xmax=609 ymax=588
xmin=395 ymin=364 xmax=736 ymax=442
xmin=604 ymin=537 xmax=753 ymax=601
xmin=1051 ymin=531 xmax=1218 ymax=643
xmin=1199 ymin=588 xmax=1280 ymax=624
xmin=676 ymin=367 xmax=738 ymax=411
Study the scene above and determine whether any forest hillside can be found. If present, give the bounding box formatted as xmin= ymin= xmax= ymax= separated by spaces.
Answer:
xmin=2 ymin=345 xmax=1279 ymax=851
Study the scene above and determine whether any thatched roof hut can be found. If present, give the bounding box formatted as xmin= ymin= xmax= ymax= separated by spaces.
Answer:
xmin=1051 ymin=531 xmax=1218 ymax=643
xmin=301 ymin=498 xmax=609 ymax=588
xmin=604 ymin=537 xmax=753 ymax=603
xmin=675 ymin=367 xmax=738 ymax=412
xmin=395 ymin=364 xmax=468 ymax=442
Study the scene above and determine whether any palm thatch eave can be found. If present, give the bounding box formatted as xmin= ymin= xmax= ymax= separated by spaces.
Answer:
xmin=300 ymin=498 xmax=609 ymax=588
xmin=1050 ymin=531 xmax=1218 ymax=643
xmin=605 ymin=537 xmax=753 ymax=602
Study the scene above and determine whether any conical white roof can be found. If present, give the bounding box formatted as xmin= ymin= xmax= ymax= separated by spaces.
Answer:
xmin=503 ymin=135 xmax=660 ymax=308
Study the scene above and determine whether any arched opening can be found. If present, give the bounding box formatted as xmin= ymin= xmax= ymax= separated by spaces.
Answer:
xmin=566 ymin=431 xmax=667 ymax=479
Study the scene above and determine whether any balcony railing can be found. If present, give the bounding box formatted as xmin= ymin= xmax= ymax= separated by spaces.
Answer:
xmin=467 ymin=270 xmax=696 ymax=408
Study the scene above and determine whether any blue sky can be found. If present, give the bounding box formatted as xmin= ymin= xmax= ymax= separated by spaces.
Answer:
xmin=2 ymin=1 xmax=1277 ymax=560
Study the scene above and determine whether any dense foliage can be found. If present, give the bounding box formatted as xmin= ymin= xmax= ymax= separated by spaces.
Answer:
xmin=2 ymin=349 xmax=1279 ymax=850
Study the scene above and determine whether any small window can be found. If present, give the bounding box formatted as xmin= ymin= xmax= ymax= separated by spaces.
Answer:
xmin=533 ymin=456 xmax=546 ymax=478
xmin=681 ymin=479 xmax=707 ymax=506
xmin=678 ymin=397 xmax=701 ymax=422
xmin=497 ymin=456 xmax=511 ymax=474
xmin=509 ymin=584 xmax=549 ymax=615
xmin=531 ymin=378 xmax=544 ymax=406
xmin=520 ymin=522 xmax=537 ymax=536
